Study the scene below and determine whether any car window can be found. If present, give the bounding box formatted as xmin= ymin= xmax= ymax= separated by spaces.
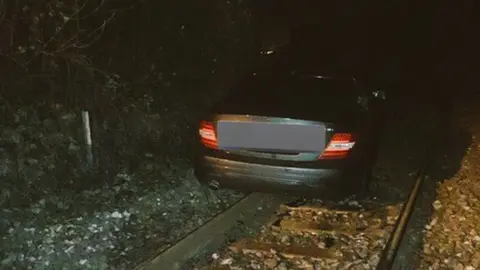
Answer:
xmin=291 ymin=75 xmax=356 ymax=92
xmin=250 ymin=73 xmax=360 ymax=106
xmin=296 ymin=76 xmax=359 ymax=104
xmin=285 ymin=72 xmax=356 ymax=94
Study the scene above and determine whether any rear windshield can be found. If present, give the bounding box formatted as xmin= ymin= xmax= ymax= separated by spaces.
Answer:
xmin=248 ymin=73 xmax=359 ymax=101
xmin=291 ymin=74 xmax=356 ymax=93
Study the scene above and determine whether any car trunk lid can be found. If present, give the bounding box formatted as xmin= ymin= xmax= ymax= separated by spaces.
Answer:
xmin=211 ymin=115 xmax=328 ymax=161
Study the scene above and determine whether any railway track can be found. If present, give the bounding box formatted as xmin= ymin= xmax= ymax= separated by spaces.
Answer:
xmin=135 ymin=167 xmax=427 ymax=270
xmin=202 ymin=197 xmax=403 ymax=270
xmin=136 ymin=140 xmax=436 ymax=270
xmin=197 ymin=160 xmax=430 ymax=270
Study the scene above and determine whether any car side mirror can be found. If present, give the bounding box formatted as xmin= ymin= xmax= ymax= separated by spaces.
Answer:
xmin=357 ymin=96 xmax=369 ymax=111
xmin=372 ymin=90 xmax=386 ymax=100
xmin=260 ymin=50 xmax=275 ymax=55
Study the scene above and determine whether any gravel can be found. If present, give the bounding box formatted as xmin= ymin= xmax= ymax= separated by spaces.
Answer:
xmin=0 ymin=167 xmax=244 ymax=270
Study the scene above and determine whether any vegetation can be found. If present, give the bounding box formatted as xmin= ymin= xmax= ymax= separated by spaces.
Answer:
xmin=0 ymin=0 xmax=257 ymax=268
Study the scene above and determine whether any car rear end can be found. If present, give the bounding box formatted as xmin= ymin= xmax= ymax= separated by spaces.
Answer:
xmin=194 ymin=74 xmax=372 ymax=197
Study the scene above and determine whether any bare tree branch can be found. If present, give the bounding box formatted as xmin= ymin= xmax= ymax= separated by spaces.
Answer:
xmin=74 ymin=13 xmax=114 ymax=49
xmin=80 ymin=0 xmax=104 ymax=19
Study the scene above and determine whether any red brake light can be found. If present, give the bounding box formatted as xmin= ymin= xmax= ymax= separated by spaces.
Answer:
xmin=318 ymin=133 xmax=355 ymax=159
xmin=199 ymin=121 xmax=218 ymax=149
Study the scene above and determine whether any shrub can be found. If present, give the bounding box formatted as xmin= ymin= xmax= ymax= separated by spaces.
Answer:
xmin=0 ymin=0 xmax=256 ymax=208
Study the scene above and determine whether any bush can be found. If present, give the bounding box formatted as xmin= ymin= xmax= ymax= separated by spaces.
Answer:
xmin=0 ymin=0 xmax=256 ymax=208
xmin=0 ymin=1 xmax=256 ymax=267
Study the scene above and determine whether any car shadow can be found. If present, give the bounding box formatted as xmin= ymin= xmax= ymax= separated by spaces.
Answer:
xmin=366 ymin=81 xmax=442 ymax=205
xmin=389 ymin=88 xmax=473 ymax=268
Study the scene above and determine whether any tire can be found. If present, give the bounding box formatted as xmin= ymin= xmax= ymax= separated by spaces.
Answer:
xmin=356 ymin=165 xmax=372 ymax=200
xmin=356 ymin=143 xmax=376 ymax=200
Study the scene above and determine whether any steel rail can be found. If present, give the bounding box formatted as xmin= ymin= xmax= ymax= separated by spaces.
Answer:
xmin=376 ymin=95 xmax=446 ymax=270
xmin=375 ymin=166 xmax=426 ymax=270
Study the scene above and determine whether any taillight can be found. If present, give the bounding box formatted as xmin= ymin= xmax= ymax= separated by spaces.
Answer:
xmin=199 ymin=120 xmax=218 ymax=149
xmin=318 ymin=133 xmax=355 ymax=159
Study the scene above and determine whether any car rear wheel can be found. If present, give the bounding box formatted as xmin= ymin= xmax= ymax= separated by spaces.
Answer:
xmin=356 ymin=139 xmax=380 ymax=199
xmin=355 ymin=165 xmax=372 ymax=199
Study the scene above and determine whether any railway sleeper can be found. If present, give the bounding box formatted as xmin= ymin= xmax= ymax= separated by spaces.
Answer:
xmin=272 ymin=219 xmax=388 ymax=236
xmin=228 ymin=239 xmax=354 ymax=261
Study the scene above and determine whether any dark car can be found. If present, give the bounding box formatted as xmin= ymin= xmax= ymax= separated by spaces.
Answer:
xmin=194 ymin=46 xmax=386 ymax=199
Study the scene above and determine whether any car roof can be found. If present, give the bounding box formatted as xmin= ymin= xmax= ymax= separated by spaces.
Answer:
xmin=235 ymin=72 xmax=359 ymax=99
xmin=257 ymin=51 xmax=361 ymax=81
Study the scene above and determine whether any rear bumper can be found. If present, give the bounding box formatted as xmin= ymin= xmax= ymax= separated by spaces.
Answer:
xmin=194 ymin=155 xmax=360 ymax=197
